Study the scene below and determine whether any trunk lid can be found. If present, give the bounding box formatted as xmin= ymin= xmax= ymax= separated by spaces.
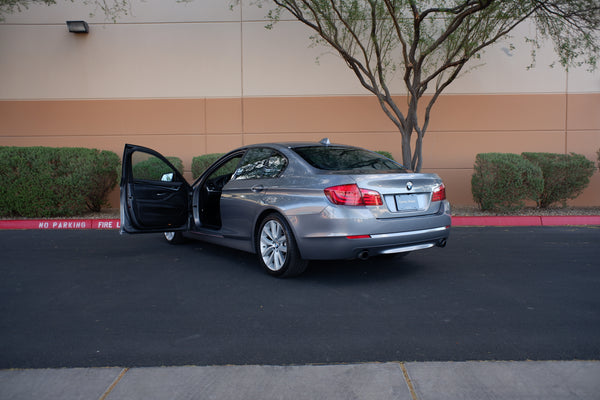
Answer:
xmin=351 ymin=173 xmax=444 ymax=218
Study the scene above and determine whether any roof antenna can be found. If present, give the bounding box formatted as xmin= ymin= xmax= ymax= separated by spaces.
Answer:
xmin=320 ymin=138 xmax=331 ymax=145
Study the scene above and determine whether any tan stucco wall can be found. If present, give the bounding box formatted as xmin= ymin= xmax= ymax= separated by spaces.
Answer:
xmin=3 ymin=1 xmax=599 ymax=100
xmin=1 ymin=93 xmax=598 ymax=207
xmin=1 ymin=1 xmax=598 ymax=208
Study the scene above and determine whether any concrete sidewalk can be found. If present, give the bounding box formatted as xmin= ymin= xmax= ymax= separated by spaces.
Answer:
xmin=1 ymin=361 xmax=598 ymax=400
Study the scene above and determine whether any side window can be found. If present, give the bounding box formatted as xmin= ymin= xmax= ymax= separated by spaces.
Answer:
xmin=131 ymin=152 xmax=182 ymax=182
xmin=205 ymin=154 xmax=243 ymax=187
xmin=232 ymin=148 xmax=288 ymax=180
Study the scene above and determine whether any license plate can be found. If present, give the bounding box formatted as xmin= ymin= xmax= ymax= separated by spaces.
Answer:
xmin=395 ymin=194 xmax=420 ymax=210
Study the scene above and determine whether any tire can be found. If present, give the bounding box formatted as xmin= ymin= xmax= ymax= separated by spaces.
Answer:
xmin=164 ymin=231 xmax=185 ymax=244
xmin=256 ymin=213 xmax=308 ymax=278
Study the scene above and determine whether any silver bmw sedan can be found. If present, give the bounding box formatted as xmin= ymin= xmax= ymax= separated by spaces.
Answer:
xmin=120 ymin=139 xmax=451 ymax=277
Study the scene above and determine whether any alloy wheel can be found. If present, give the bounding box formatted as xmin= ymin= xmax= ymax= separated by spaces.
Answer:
xmin=260 ymin=220 xmax=288 ymax=271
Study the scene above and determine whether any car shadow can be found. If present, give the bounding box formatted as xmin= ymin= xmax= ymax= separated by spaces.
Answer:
xmin=299 ymin=256 xmax=423 ymax=284
xmin=163 ymin=235 xmax=424 ymax=283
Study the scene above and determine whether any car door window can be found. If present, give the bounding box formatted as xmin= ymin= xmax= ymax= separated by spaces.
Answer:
xmin=205 ymin=155 xmax=242 ymax=188
xmin=232 ymin=148 xmax=288 ymax=180
xmin=131 ymin=152 xmax=183 ymax=182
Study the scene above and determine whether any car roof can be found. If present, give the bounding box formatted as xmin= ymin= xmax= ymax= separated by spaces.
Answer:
xmin=244 ymin=141 xmax=360 ymax=151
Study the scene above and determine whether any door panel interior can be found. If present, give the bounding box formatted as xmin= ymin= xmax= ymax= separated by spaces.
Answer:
xmin=121 ymin=145 xmax=191 ymax=233
xmin=129 ymin=181 xmax=188 ymax=229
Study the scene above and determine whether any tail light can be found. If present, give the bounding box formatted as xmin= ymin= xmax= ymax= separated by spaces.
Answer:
xmin=324 ymin=184 xmax=382 ymax=206
xmin=431 ymin=183 xmax=446 ymax=202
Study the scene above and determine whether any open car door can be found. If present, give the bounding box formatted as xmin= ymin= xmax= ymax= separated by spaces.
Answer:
xmin=120 ymin=144 xmax=191 ymax=234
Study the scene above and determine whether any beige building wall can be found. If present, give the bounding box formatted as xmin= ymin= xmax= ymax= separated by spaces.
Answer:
xmin=1 ymin=0 xmax=599 ymax=207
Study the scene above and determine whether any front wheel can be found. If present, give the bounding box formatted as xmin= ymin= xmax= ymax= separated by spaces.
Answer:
xmin=257 ymin=214 xmax=308 ymax=278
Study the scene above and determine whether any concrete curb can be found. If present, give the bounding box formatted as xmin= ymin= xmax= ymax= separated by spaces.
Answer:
xmin=1 ymin=361 xmax=599 ymax=400
xmin=1 ymin=216 xmax=599 ymax=230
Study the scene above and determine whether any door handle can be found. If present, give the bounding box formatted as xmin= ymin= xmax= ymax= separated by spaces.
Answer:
xmin=251 ymin=185 xmax=264 ymax=193
xmin=156 ymin=189 xmax=178 ymax=197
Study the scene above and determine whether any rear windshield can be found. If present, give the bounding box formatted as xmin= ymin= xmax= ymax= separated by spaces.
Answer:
xmin=292 ymin=146 xmax=407 ymax=173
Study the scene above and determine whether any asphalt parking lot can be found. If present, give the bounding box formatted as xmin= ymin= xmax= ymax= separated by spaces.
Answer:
xmin=1 ymin=226 xmax=599 ymax=369
xmin=1 ymin=226 xmax=599 ymax=399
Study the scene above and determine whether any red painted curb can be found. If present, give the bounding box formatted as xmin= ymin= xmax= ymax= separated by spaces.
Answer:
xmin=1 ymin=216 xmax=598 ymax=230
xmin=452 ymin=216 xmax=542 ymax=226
xmin=540 ymin=215 xmax=600 ymax=226
xmin=0 ymin=219 xmax=120 ymax=230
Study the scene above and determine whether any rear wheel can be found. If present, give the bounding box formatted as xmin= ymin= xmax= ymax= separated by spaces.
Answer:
xmin=257 ymin=214 xmax=308 ymax=278
xmin=164 ymin=231 xmax=185 ymax=244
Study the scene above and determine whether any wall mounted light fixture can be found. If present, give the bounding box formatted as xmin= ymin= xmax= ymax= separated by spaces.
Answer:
xmin=66 ymin=21 xmax=89 ymax=34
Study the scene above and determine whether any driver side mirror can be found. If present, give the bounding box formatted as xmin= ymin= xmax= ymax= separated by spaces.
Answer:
xmin=161 ymin=172 xmax=174 ymax=182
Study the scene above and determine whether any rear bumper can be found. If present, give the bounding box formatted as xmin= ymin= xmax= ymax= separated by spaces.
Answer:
xmin=297 ymin=224 xmax=450 ymax=260
xmin=292 ymin=202 xmax=451 ymax=260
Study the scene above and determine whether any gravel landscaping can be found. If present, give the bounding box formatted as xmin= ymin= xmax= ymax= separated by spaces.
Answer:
xmin=451 ymin=205 xmax=600 ymax=216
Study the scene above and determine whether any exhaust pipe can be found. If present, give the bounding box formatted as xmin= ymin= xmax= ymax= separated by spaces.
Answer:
xmin=437 ymin=239 xmax=447 ymax=248
xmin=358 ymin=250 xmax=370 ymax=260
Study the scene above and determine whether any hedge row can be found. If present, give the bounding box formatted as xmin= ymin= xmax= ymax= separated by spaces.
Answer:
xmin=471 ymin=153 xmax=544 ymax=212
xmin=472 ymin=152 xmax=596 ymax=211
xmin=0 ymin=147 xmax=120 ymax=218
xmin=192 ymin=153 xmax=224 ymax=179
xmin=522 ymin=152 xmax=596 ymax=208
xmin=132 ymin=155 xmax=184 ymax=181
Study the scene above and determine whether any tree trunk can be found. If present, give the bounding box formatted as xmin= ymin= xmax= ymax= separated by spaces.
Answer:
xmin=401 ymin=132 xmax=412 ymax=169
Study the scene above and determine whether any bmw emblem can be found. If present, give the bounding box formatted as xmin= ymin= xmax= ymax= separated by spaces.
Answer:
xmin=406 ymin=181 xmax=413 ymax=191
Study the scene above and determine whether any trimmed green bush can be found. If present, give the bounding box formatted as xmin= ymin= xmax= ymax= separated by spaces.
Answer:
xmin=471 ymin=153 xmax=544 ymax=212
xmin=132 ymin=156 xmax=183 ymax=181
xmin=0 ymin=146 xmax=120 ymax=217
xmin=86 ymin=150 xmax=121 ymax=212
xmin=192 ymin=153 xmax=224 ymax=179
xmin=522 ymin=152 xmax=596 ymax=208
